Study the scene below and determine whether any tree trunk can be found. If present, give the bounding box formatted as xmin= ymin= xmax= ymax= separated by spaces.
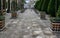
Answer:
xmin=7 ymin=0 xmax=10 ymax=13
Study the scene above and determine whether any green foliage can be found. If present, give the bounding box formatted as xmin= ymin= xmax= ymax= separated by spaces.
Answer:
xmin=56 ymin=6 xmax=60 ymax=17
xmin=39 ymin=0 xmax=44 ymax=11
xmin=34 ymin=0 xmax=60 ymax=17
xmin=11 ymin=1 xmax=17 ymax=11
xmin=7 ymin=0 xmax=10 ymax=13
xmin=47 ymin=0 xmax=56 ymax=17
xmin=50 ymin=18 xmax=60 ymax=22
xmin=41 ymin=0 xmax=50 ymax=12
xmin=3 ymin=0 xmax=6 ymax=9
xmin=22 ymin=0 xmax=25 ymax=4
xmin=0 ymin=0 xmax=1 ymax=10
xmin=6 ymin=2 xmax=8 ymax=8
xmin=57 ymin=0 xmax=60 ymax=11
xmin=34 ymin=0 xmax=44 ymax=11
xmin=34 ymin=0 xmax=40 ymax=10
xmin=0 ymin=15 xmax=5 ymax=21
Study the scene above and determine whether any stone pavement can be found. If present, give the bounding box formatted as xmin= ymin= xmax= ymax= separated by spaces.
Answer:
xmin=0 ymin=9 xmax=57 ymax=38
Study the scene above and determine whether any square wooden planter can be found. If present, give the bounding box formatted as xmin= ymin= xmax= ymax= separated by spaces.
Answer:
xmin=11 ymin=13 xmax=17 ymax=18
xmin=52 ymin=23 xmax=60 ymax=31
xmin=0 ymin=20 xmax=5 ymax=29
xmin=2 ymin=9 xmax=6 ymax=15
xmin=51 ymin=18 xmax=60 ymax=31
xmin=40 ymin=11 xmax=46 ymax=19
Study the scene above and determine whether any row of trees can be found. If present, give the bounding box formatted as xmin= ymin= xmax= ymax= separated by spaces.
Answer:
xmin=7 ymin=0 xmax=25 ymax=13
xmin=34 ymin=0 xmax=60 ymax=17
xmin=0 ymin=0 xmax=25 ymax=30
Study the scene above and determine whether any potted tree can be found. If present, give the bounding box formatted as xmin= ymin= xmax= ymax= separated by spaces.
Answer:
xmin=0 ymin=15 xmax=5 ymax=30
xmin=11 ymin=1 xmax=17 ymax=18
xmin=3 ymin=0 xmax=6 ymax=15
xmin=51 ymin=18 xmax=60 ymax=31
xmin=51 ymin=6 xmax=60 ymax=31
xmin=40 ymin=0 xmax=52 ymax=20
xmin=11 ymin=11 xmax=17 ymax=18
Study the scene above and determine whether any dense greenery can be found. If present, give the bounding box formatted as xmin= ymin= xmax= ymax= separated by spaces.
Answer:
xmin=0 ymin=15 xmax=5 ymax=21
xmin=7 ymin=0 xmax=10 ymax=13
xmin=34 ymin=1 xmax=40 ymax=10
xmin=34 ymin=0 xmax=60 ymax=17
xmin=47 ymin=0 xmax=55 ymax=17
xmin=11 ymin=1 xmax=17 ymax=11
xmin=56 ymin=6 xmax=60 ymax=17
xmin=39 ymin=0 xmax=44 ymax=11
xmin=0 ymin=0 xmax=1 ymax=10
xmin=57 ymin=0 xmax=60 ymax=10
xmin=3 ymin=0 xmax=6 ymax=9
xmin=41 ymin=0 xmax=50 ymax=13
xmin=0 ymin=0 xmax=5 ymax=20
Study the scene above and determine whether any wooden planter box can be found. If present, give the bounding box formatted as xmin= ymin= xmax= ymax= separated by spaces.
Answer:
xmin=11 ymin=13 xmax=17 ymax=18
xmin=52 ymin=23 xmax=60 ymax=31
xmin=0 ymin=20 xmax=5 ymax=29
xmin=40 ymin=12 xmax=46 ymax=19
xmin=2 ymin=9 xmax=6 ymax=15
xmin=51 ymin=18 xmax=60 ymax=31
xmin=0 ymin=10 xmax=6 ymax=15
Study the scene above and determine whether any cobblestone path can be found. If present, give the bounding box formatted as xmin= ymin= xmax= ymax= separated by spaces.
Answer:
xmin=0 ymin=9 xmax=57 ymax=38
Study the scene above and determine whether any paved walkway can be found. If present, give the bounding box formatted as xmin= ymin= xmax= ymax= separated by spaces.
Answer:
xmin=0 ymin=9 xmax=57 ymax=38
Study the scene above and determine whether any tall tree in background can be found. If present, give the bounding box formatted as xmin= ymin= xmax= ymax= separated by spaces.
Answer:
xmin=57 ymin=0 xmax=60 ymax=11
xmin=18 ymin=0 xmax=25 ymax=9
xmin=41 ymin=0 xmax=50 ymax=13
xmin=0 ymin=0 xmax=1 ymax=11
xmin=56 ymin=5 xmax=60 ymax=17
xmin=39 ymin=0 xmax=44 ymax=11
xmin=7 ymin=0 xmax=10 ymax=13
xmin=47 ymin=0 xmax=55 ymax=17
xmin=3 ymin=0 xmax=6 ymax=9
xmin=11 ymin=0 xmax=17 ymax=11
xmin=34 ymin=0 xmax=40 ymax=10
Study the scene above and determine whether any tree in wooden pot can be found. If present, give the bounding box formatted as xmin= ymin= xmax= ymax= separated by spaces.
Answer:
xmin=3 ymin=0 xmax=6 ymax=15
xmin=40 ymin=0 xmax=46 ymax=19
xmin=0 ymin=15 xmax=5 ymax=30
xmin=51 ymin=5 xmax=60 ymax=31
xmin=11 ymin=0 xmax=17 ymax=18
xmin=11 ymin=11 xmax=17 ymax=18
